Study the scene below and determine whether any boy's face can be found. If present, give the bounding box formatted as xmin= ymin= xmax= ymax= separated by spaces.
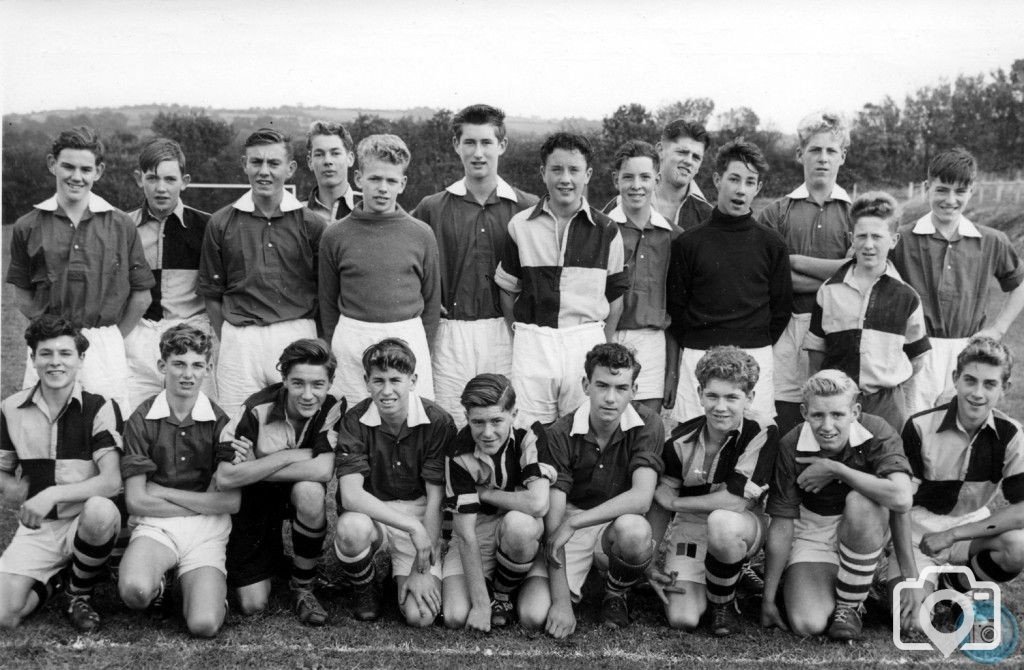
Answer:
xmin=47 ymin=149 xmax=104 ymax=206
xmin=583 ymin=365 xmax=636 ymax=428
xmin=797 ymin=131 xmax=845 ymax=189
xmin=283 ymin=363 xmax=331 ymax=419
xmin=454 ymin=124 xmax=507 ymax=181
xmin=713 ymin=160 xmax=762 ymax=216
xmin=307 ymin=134 xmax=354 ymax=190
xmin=242 ymin=143 xmax=296 ymax=200
xmin=927 ymin=179 xmax=973 ymax=228
xmin=953 ymin=362 xmax=1008 ymax=430
xmin=356 ymin=158 xmax=408 ymax=214
xmin=699 ymin=378 xmax=752 ymax=435
xmin=158 ymin=350 xmax=209 ymax=401
xmin=466 ymin=405 xmax=516 ymax=455
xmin=800 ymin=394 xmax=860 ymax=455
xmin=135 ymin=160 xmax=189 ymax=219
xmin=365 ymin=366 xmax=415 ymax=423
xmin=657 ymin=136 xmax=705 ymax=190
xmin=851 ymin=216 xmax=898 ymax=272
xmin=31 ymin=335 xmax=83 ymax=393
xmin=614 ymin=157 xmax=658 ymax=213
xmin=541 ymin=148 xmax=591 ymax=212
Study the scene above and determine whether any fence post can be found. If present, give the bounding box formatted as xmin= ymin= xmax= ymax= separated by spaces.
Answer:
xmin=907 ymin=182 xmax=914 ymax=200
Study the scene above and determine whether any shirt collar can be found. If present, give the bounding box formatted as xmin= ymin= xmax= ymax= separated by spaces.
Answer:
xmin=606 ymin=200 xmax=673 ymax=231
xmin=18 ymin=382 xmax=84 ymax=411
xmin=34 ymin=192 xmax=116 ymax=214
xmin=841 ymin=259 xmax=901 ymax=287
xmin=911 ymin=212 xmax=981 ymax=238
xmin=786 ymin=183 xmax=852 ymax=204
xmin=140 ymin=199 xmax=186 ymax=227
xmin=233 ymin=188 xmax=304 ymax=214
xmin=569 ymin=402 xmax=645 ymax=437
xmin=796 ymin=419 xmax=873 ymax=452
xmin=936 ymin=398 xmax=999 ymax=436
xmin=473 ymin=428 xmax=515 ymax=463
xmin=310 ymin=185 xmax=358 ymax=214
xmin=359 ymin=392 xmax=431 ymax=428
xmin=531 ymin=197 xmax=595 ymax=224
xmin=267 ymin=385 xmax=292 ymax=424
xmin=144 ymin=390 xmax=217 ymax=422
xmin=446 ymin=177 xmax=518 ymax=203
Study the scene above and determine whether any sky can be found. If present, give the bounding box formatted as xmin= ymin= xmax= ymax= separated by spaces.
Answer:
xmin=1 ymin=0 xmax=1023 ymax=131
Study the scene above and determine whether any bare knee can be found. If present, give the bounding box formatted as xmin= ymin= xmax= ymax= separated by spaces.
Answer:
xmin=119 ymin=575 xmax=157 ymax=611
xmin=291 ymin=482 xmax=326 ymax=522
xmin=994 ymin=531 xmax=1024 ymax=570
xmin=403 ymin=606 xmax=437 ymax=628
xmin=516 ymin=582 xmax=549 ymax=630
xmin=443 ymin=601 xmax=468 ymax=629
xmin=790 ymin=613 xmax=828 ymax=637
xmin=187 ymin=612 xmax=223 ymax=638
xmin=666 ymin=607 xmax=702 ymax=631
xmin=707 ymin=510 xmax=748 ymax=553
xmin=607 ymin=514 xmax=653 ymax=562
xmin=236 ymin=591 xmax=268 ymax=616
xmin=499 ymin=512 xmax=542 ymax=559
xmin=79 ymin=497 xmax=121 ymax=541
xmin=334 ymin=513 xmax=375 ymax=557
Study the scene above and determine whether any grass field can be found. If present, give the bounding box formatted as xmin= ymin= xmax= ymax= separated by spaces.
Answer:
xmin=2 ymin=208 xmax=1024 ymax=668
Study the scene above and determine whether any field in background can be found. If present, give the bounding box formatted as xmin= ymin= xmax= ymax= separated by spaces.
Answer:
xmin=2 ymin=205 xmax=1023 ymax=666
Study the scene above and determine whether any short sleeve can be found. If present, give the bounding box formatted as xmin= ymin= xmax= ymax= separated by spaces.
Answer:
xmin=312 ymin=397 xmax=346 ymax=457
xmin=4 ymin=219 xmax=32 ymax=290
xmin=659 ymin=436 xmax=685 ymax=492
xmin=1000 ymin=424 xmax=1024 ymax=504
xmin=89 ymin=397 xmax=123 ymax=465
xmin=494 ymin=223 xmax=523 ymax=293
xmin=538 ymin=421 xmax=574 ymax=495
xmin=123 ymin=215 xmax=156 ymax=291
xmin=765 ymin=433 xmax=802 ymax=519
xmin=992 ymin=231 xmax=1024 ymax=292
xmin=334 ymin=409 xmax=372 ymax=480
xmin=804 ymin=289 xmax=827 ymax=352
xmin=197 ymin=214 xmax=227 ymax=299
xmin=604 ymin=226 xmax=629 ymax=302
xmin=0 ymin=408 xmax=17 ymax=474
xmin=443 ymin=456 xmax=480 ymax=514
xmin=421 ymin=410 xmax=455 ymax=486
xmin=864 ymin=420 xmax=912 ymax=479
xmin=627 ymin=413 xmax=665 ymax=476
xmin=121 ymin=411 xmax=157 ymax=480
xmin=726 ymin=422 xmax=779 ymax=501
xmin=903 ymin=296 xmax=931 ymax=360
xmin=517 ymin=427 xmax=557 ymax=486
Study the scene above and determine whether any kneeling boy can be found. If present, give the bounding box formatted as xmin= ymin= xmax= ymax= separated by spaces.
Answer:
xmin=118 ymin=325 xmax=239 ymax=638
xmin=647 ymin=347 xmax=778 ymax=636
xmin=442 ymin=373 xmax=554 ymax=631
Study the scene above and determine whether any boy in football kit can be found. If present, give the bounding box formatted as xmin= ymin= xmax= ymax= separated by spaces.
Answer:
xmin=517 ymin=343 xmax=663 ymax=637
xmin=893 ymin=148 xmax=1024 ymax=415
xmin=331 ymin=339 xmax=456 ymax=627
xmin=647 ymin=347 xmax=778 ymax=636
xmin=124 ymin=137 xmax=217 ymax=412
xmin=302 ymin=120 xmax=362 ymax=223
xmin=118 ymin=324 xmax=239 ymax=638
xmin=0 ymin=316 xmax=122 ymax=632
xmin=6 ymin=126 xmax=154 ymax=414
xmin=760 ymin=370 xmax=914 ymax=641
xmin=442 ymin=373 xmax=554 ymax=631
xmin=759 ymin=111 xmax=854 ymax=435
xmin=319 ymin=135 xmax=441 ymax=406
xmin=213 ymin=339 xmax=345 ymax=626
xmin=412 ymin=104 xmax=539 ymax=428
xmin=495 ymin=133 xmax=628 ymax=428
xmin=652 ymin=119 xmax=713 ymax=230
xmin=198 ymin=128 xmax=325 ymax=419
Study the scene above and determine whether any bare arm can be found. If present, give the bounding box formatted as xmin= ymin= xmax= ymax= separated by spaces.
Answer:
xmin=604 ymin=296 xmax=623 ymax=342
xmin=16 ymin=451 xmax=123 ymax=528
xmin=543 ymin=488 xmax=576 ymax=638
xmin=923 ymin=500 xmax=1024 ymax=553
xmin=499 ymin=289 xmax=516 ymax=332
xmin=975 ymin=282 xmax=1024 ymax=340
xmin=558 ymin=466 xmax=657 ymax=531
xmin=655 ymin=484 xmax=750 ymax=515
xmin=890 ymin=510 xmax=919 ymax=579
xmin=790 ymin=255 xmax=848 ymax=280
xmin=148 ymin=481 xmax=240 ymax=515
xmin=478 ymin=477 xmax=549 ymax=517
xmin=214 ymin=448 xmax=311 ymax=489
xmin=205 ymin=297 xmax=224 ymax=339
xmin=662 ymin=338 xmax=680 ymax=410
xmin=791 ymin=271 xmax=826 ymax=293
xmin=453 ymin=512 xmax=491 ymax=630
xmin=797 ymin=459 xmax=912 ymax=512
xmin=263 ymin=452 xmax=334 ymax=484
xmin=807 ymin=349 xmax=824 ymax=376
xmin=117 ymin=289 xmax=151 ymax=338
xmin=761 ymin=516 xmax=794 ymax=629
xmin=124 ymin=474 xmax=195 ymax=517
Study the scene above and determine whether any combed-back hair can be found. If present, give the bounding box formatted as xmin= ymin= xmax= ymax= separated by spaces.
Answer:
xmin=306 ymin=120 xmax=355 ymax=154
xmin=927 ymin=148 xmax=977 ymax=187
xmin=362 ymin=338 xmax=417 ymax=376
xmin=612 ymin=139 xmax=660 ymax=174
xmin=796 ymin=110 xmax=850 ymax=150
xmin=540 ymin=132 xmax=593 ymax=167
xmin=714 ymin=139 xmax=769 ymax=183
xmin=51 ymin=126 xmax=104 ymax=163
xmin=452 ymin=104 xmax=507 ymax=142
xmin=584 ymin=343 xmax=641 ymax=382
xmin=25 ymin=315 xmax=88 ymax=355
xmin=661 ymin=119 xmax=710 ymax=152
xmin=138 ymin=137 xmax=186 ymax=173
xmin=695 ymin=346 xmax=760 ymax=393
xmin=461 ymin=373 xmax=516 ymax=412
xmin=801 ymin=369 xmax=859 ymax=406
xmin=277 ymin=338 xmax=338 ymax=381
xmin=159 ymin=323 xmax=212 ymax=361
xmin=851 ymin=191 xmax=901 ymax=232
xmin=356 ymin=134 xmax=411 ymax=170
xmin=245 ymin=127 xmax=292 ymax=158
xmin=956 ymin=336 xmax=1014 ymax=384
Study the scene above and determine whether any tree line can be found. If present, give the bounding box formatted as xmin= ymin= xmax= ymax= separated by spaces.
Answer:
xmin=4 ymin=59 xmax=1022 ymax=223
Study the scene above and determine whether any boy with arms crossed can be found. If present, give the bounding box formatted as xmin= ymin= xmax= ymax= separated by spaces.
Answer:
xmin=0 ymin=316 xmax=122 ymax=632
xmin=517 ymin=344 xmax=663 ymax=636
xmin=319 ymin=135 xmax=441 ymax=406
xmin=759 ymin=112 xmax=853 ymax=435
xmin=213 ymin=339 xmax=345 ymax=626
xmin=760 ymin=370 xmax=913 ymax=641
xmin=442 ymin=373 xmax=554 ymax=631
xmin=302 ymin=121 xmax=361 ymax=223
xmin=495 ymin=133 xmax=628 ymax=428
xmin=412 ymin=105 xmax=538 ymax=427
xmin=331 ymin=339 xmax=455 ymax=626
xmin=6 ymin=127 xmax=154 ymax=414
xmin=118 ymin=324 xmax=239 ymax=638
xmin=893 ymin=149 xmax=1024 ymax=415
xmin=647 ymin=347 xmax=777 ymax=636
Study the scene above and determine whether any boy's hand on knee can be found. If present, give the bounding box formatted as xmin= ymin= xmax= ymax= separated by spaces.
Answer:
xmin=545 ymin=599 xmax=576 ymax=638
xmin=547 ymin=520 xmax=574 ymax=568
xmin=647 ymin=566 xmax=685 ymax=606
xmin=919 ymin=531 xmax=953 ymax=556
xmin=760 ymin=601 xmax=788 ymax=631
xmin=18 ymin=490 xmax=55 ymax=529
xmin=900 ymin=587 xmax=925 ymax=635
xmin=400 ymin=572 xmax=440 ymax=619
xmin=466 ymin=603 xmax=491 ymax=633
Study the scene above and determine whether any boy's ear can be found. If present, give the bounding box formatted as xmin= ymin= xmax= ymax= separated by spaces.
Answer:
xmin=354 ymin=169 xmax=364 ymax=189
xmin=157 ymin=359 xmax=167 ymax=375
xmin=851 ymin=403 xmax=862 ymax=421
xmin=94 ymin=162 xmax=105 ymax=181
xmin=46 ymin=154 xmax=57 ymax=175
xmin=134 ymin=169 xmax=145 ymax=188
xmin=181 ymin=173 xmax=191 ymax=190
xmin=712 ymin=172 xmax=722 ymax=189
xmin=452 ymin=135 xmax=461 ymax=153
xmin=799 ymin=403 xmax=808 ymax=421
xmin=286 ymin=160 xmax=297 ymax=179
xmin=753 ymin=180 xmax=763 ymax=197
xmin=891 ymin=231 xmax=900 ymax=246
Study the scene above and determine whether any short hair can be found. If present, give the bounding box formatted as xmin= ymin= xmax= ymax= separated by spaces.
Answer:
xmin=461 ymin=373 xmax=516 ymax=412
xmin=306 ymin=120 xmax=354 ymax=154
xmin=796 ymin=110 xmax=850 ymax=150
xmin=661 ymin=119 xmax=710 ymax=152
xmin=540 ymin=132 xmax=593 ymax=168
xmin=25 ymin=315 xmax=88 ymax=355
xmin=50 ymin=126 xmax=104 ymax=164
xmin=851 ymin=191 xmax=901 ymax=233
xmin=928 ymin=148 xmax=977 ymax=187
xmin=612 ymin=139 xmax=660 ymax=174
xmin=138 ymin=137 xmax=187 ymax=174
xmin=277 ymin=338 xmax=338 ymax=382
xmin=356 ymin=134 xmax=411 ymax=170
xmin=801 ymin=369 xmax=860 ymax=406
xmin=361 ymin=338 xmax=416 ymax=376
xmin=159 ymin=324 xmax=212 ymax=361
xmin=584 ymin=343 xmax=641 ymax=382
xmin=695 ymin=346 xmax=760 ymax=394
xmin=452 ymin=104 xmax=507 ymax=143
xmin=244 ymin=127 xmax=292 ymax=159
xmin=714 ymin=139 xmax=769 ymax=183
xmin=955 ymin=336 xmax=1014 ymax=384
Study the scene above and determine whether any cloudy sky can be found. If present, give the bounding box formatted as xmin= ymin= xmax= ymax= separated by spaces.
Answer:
xmin=2 ymin=0 xmax=1022 ymax=130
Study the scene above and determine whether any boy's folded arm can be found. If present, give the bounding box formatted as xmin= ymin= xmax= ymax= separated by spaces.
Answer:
xmin=124 ymin=475 xmax=194 ymax=517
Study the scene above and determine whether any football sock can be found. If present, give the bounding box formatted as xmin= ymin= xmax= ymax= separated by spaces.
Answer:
xmin=291 ymin=518 xmax=327 ymax=589
xmin=834 ymin=542 xmax=881 ymax=609
xmin=335 ymin=543 xmax=377 ymax=588
xmin=67 ymin=534 xmax=115 ymax=597
xmin=705 ymin=553 xmax=743 ymax=605
xmin=492 ymin=547 xmax=534 ymax=601
xmin=606 ymin=550 xmax=652 ymax=596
